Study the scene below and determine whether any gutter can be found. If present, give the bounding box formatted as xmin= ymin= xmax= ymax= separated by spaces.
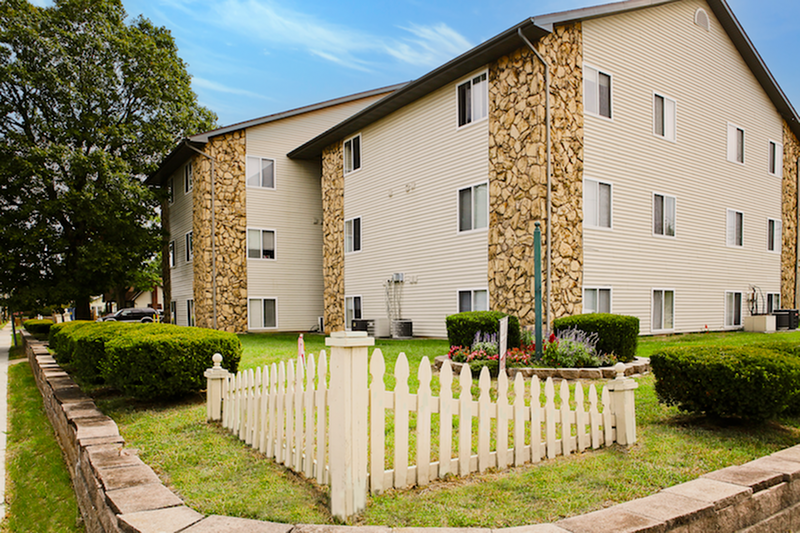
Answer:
xmin=517 ymin=28 xmax=553 ymax=331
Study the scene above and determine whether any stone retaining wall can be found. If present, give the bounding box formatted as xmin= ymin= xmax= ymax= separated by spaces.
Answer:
xmin=22 ymin=331 xmax=800 ymax=532
xmin=432 ymin=355 xmax=650 ymax=380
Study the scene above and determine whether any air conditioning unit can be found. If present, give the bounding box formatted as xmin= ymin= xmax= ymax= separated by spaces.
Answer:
xmin=374 ymin=318 xmax=391 ymax=338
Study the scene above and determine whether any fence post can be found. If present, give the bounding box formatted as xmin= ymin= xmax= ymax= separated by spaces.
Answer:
xmin=607 ymin=362 xmax=638 ymax=445
xmin=204 ymin=353 xmax=228 ymax=421
xmin=326 ymin=331 xmax=374 ymax=520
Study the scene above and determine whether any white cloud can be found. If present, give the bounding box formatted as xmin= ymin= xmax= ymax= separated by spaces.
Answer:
xmin=192 ymin=77 xmax=273 ymax=100
xmin=386 ymin=23 xmax=473 ymax=67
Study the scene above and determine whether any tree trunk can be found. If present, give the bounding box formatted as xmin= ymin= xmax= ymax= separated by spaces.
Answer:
xmin=74 ymin=296 xmax=91 ymax=321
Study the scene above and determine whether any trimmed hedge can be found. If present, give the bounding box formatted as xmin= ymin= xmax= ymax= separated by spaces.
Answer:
xmin=553 ymin=313 xmax=639 ymax=363
xmin=23 ymin=319 xmax=54 ymax=335
xmin=47 ymin=322 xmax=241 ymax=400
xmin=446 ymin=311 xmax=520 ymax=349
xmin=101 ymin=327 xmax=241 ymax=400
xmin=650 ymin=345 xmax=800 ymax=421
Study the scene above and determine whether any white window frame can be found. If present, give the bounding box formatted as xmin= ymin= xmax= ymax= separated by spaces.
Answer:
xmin=187 ymin=299 xmax=195 ymax=327
xmin=726 ymin=209 xmax=743 ymax=248
xmin=170 ymin=301 xmax=176 ymax=324
xmin=184 ymin=163 xmax=193 ymax=193
xmin=343 ymin=134 xmax=362 ymax=175
xmin=653 ymin=193 xmax=677 ymax=237
xmin=726 ymin=123 xmax=745 ymax=164
xmin=584 ymin=178 xmax=613 ymax=229
xmin=457 ymin=182 xmax=489 ymax=233
xmin=653 ymin=92 xmax=677 ymax=142
xmin=768 ymin=218 xmax=782 ymax=253
xmin=457 ymin=288 xmax=489 ymax=313
xmin=247 ymin=228 xmax=276 ymax=260
xmin=652 ymin=289 xmax=675 ymax=332
xmin=168 ymin=178 xmax=175 ymax=204
xmin=345 ymin=295 xmax=363 ymax=330
xmin=168 ymin=241 xmax=175 ymax=268
xmin=456 ymin=70 xmax=489 ymax=128
xmin=725 ymin=291 xmax=743 ymax=328
xmin=583 ymin=287 xmax=612 ymax=314
xmin=345 ymin=217 xmax=362 ymax=254
xmin=768 ymin=140 xmax=783 ymax=177
xmin=185 ymin=231 xmax=193 ymax=262
xmin=584 ymin=64 xmax=613 ymax=120
xmin=246 ymin=155 xmax=276 ymax=189
xmin=248 ymin=297 xmax=278 ymax=329
xmin=767 ymin=293 xmax=781 ymax=314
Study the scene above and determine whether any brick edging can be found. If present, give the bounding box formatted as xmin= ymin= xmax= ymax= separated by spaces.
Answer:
xmin=22 ymin=331 xmax=800 ymax=532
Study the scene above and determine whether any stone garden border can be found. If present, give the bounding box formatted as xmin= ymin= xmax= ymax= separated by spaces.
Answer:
xmin=22 ymin=331 xmax=800 ymax=532
xmin=433 ymin=355 xmax=651 ymax=380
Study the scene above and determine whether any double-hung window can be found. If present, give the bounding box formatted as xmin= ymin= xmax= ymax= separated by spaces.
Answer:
xmin=247 ymin=229 xmax=276 ymax=259
xmin=187 ymin=299 xmax=195 ymax=327
xmin=652 ymin=289 xmax=675 ymax=331
xmin=185 ymin=231 xmax=193 ymax=262
xmin=345 ymin=296 xmax=362 ymax=329
xmin=249 ymin=298 xmax=277 ymax=329
xmin=457 ymin=72 xmax=488 ymax=127
xmin=767 ymin=293 xmax=781 ymax=314
xmin=727 ymin=124 xmax=745 ymax=164
xmin=653 ymin=93 xmax=677 ymax=141
xmin=343 ymin=134 xmax=361 ymax=174
xmin=168 ymin=241 xmax=175 ymax=267
xmin=768 ymin=218 xmax=781 ymax=252
xmin=458 ymin=289 xmax=488 ymax=313
xmin=168 ymin=178 xmax=175 ymax=204
xmin=653 ymin=193 xmax=676 ymax=237
xmin=584 ymin=65 xmax=612 ymax=119
xmin=584 ymin=287 xmax=611 ymax=314
xmin=725 ymin=291 xmax=742 ymax=328
xmin=246 ymin=156 xmax=276 ymax=188
xmin=184 ymin=163 xmax=193 ymax=193
xmin=726 ymin=209 xmax=743 ymax=247
xmin=169 ymin=301 xmax=176 ymax=324
xmin=458 ymin=183 xmax=488 ymax=232
xmin=345 ymin=217 xmax=361 ymax=253
xmin=768 ymin=141 xmax=783 ymax=177
xmin=585 ymin=179 xmax=612 ymax=228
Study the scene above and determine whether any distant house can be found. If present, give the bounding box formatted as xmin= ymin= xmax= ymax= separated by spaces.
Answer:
xmin=151 ymin=0 xmax=800 ymax=337
xmin=147 ymin=86 xmax=403 ymax=332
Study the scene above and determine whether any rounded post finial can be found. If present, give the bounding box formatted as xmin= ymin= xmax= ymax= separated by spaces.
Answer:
xmin=614 ymin=362 xmax=626 ymax=379
xmin=213 ymin=353 xmax=223 ymax=368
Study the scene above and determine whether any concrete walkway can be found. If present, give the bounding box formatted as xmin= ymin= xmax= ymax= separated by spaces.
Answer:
xmin=0 ymin=323 xmax=12 ymax=519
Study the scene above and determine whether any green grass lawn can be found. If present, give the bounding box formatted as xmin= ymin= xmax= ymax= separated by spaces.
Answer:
xmin=95 ymin=329 xmax=800 ymax=527
xmin=1 ymin=362 xmax=83 ymax=533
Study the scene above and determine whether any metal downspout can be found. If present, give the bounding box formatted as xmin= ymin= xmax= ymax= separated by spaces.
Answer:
xmin=187 ymin=144 xmax=218 ymax=330
xmin=518 ymin=28 xmax=553 ymax=331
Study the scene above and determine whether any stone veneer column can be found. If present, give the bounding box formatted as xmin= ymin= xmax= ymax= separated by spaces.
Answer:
xmin=193 ymin=130 xmax=248 ymax=333
xmin=488 ymin=23 xmax=584 ymax=327
xmin=782 ymin=122 xmax=800 ymax=308
xmin=321 ymin=142 xmax=345 ymax=333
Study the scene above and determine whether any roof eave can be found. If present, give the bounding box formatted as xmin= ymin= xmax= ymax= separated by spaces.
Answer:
xmin=145 ymin=139 xmax=206 ymax=187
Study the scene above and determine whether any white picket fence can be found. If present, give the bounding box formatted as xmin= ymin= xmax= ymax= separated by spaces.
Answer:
xmin=204 ymin=331 xmax=638 ymax=519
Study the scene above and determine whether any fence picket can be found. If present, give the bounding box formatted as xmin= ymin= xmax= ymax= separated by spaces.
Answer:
xmin=602 ymin=385 xmax=613 ymax=446
xmin=304 ymin=354 xmax=316 ymax=478
xmin=316 ymin=351 xmax=327 ymax=484
xmin=438 ymin=360 xmax=453 ymax=478
xmin=267 ymin=363 xmax=278 ymax=459
xmin=276 ymin=362 xmax=286 ymax=463
xmin=369 ymin=349 xmax=385 ymax=494
xmin=575 ymin=382 xmax=587 ymax=452
xmin=589 ymin=384 xmax=600 ymax=449
xmin=513 ymin=373 xmax=525 ymax=466
xmin=285 ymin=360 xmax=295 ymax=468
xmin=394 ymin=352 xmax=410 ymax=489
xmin=496 ymin=370 xmax=509 ymax=470
xmin=417 ymin=357 xmax=432 ymax=486
xmin=478 ymin=367 xmax=491 ymax=473
xmin=531 ymin=376 xmax=542 ymax=463
xmin=234 ymin=371 xmax=242 ymax=437
xmin=560 ymin=379 xmax=571 ymax=457
xmin=294 ymin=360 xmax=304 ymax=469
xmin=250 ymin=367 xmax=261 ymax=446
xmin=458 ymin=364 xmax=472 ymax=475
xmin=544 ymin=378 xmax=556 ymax=459
xmin=259 ymin=365 xmax=269 ymax=454
xmin=222 ymin=374 xmax=231 ymax=429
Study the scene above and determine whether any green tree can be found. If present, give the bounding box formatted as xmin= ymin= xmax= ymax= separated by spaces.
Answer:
xmin=0 ymin=0 xmax=215 ymax=319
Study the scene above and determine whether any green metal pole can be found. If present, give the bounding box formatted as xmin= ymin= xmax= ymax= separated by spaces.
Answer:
xmin=534 ymin=222 xmax=543 ymax=359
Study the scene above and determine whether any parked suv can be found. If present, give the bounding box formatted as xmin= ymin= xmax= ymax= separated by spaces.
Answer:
xmin=98 ymin=307 xmax=161 ymax=323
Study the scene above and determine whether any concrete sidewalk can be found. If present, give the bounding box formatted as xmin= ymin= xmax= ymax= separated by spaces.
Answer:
xmin=0 ymin=323 xmax=12 ymax=519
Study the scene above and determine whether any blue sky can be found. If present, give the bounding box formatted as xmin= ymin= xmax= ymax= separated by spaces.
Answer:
xmin=47 ymin=0 xmax=800 ymax=127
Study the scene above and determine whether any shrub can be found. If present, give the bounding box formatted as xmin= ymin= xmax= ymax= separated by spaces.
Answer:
xmin=650 ymin=345 xmax=800 ymax=421
xmin=48 ymin=321 xmax=94 ymax=363
xmin=22 ymin=319 xmax=54 ymax=336
xmin=100 ymin=326 xmax=241 ymax=400
xmin=69 ymin=322 xmax=147 ymax=383
xmin=553 ymin=313 xmax=639 ymax=362
xmin=446 ymin=311 xmax=520 ymax=350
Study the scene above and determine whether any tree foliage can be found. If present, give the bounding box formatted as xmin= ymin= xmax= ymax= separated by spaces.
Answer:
xmin=0 ymin=0 xmax=215 ymax=317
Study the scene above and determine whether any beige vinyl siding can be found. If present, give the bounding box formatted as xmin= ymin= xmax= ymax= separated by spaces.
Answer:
xmin=582 ymin=0 xmax=783 ymax=334
xmin=247 ymin=96 xmax=384 ymax=331
xmin=343 ymin=69 xmax=490 ymax=338
xmin=168 ymin=164 xmax=195 ymax=327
